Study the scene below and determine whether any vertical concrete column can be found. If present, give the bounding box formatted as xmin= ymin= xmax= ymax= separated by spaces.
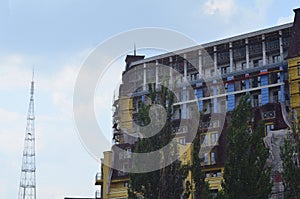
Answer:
xmin=169 ymin=56 xmax=173 ymax=86
xmin=155 ymin=60 xmax=159 ymax=89
xmin=262 ymin=34 xmax=267 ymax=65
xmin=245 ymin=74 xmax=250 ymax=92
xmin=103 ymin=151 xmax=113 ymax=196
xmin=214 ymin=46 xmax=217 ymax=75
xmin=182 ymin=54 xmax=187 ymax=119
xmin=198 ymin=50 xmax=202 ymax=76
xmin=245 ymin=38 xmax=250 ymax=69
xmin=229 ymin=42 xmax=233 ymax=72
xmin=143 ymin=63 xmax=147 ymax=90
xmin=184 ymin=54 xmax=187 ymax=78
xmin=196 ymin=83 xmax=203 ymax=111
xmin=279 ymin=30 xmax=284 ymax=61
xmin=213 ymin=80 xmax=218 ymax=113
xmin=280 ymin=66 xmax=285 ymax=102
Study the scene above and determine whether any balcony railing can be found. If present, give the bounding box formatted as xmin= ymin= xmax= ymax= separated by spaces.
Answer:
xmin=95 ymin=190 xmax=101 ymax=198
xmin=95 ymin=172 xmax=102 ymax=181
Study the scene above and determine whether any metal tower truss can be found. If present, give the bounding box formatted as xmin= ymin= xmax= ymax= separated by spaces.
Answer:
xmin=18 ymin=75 xmax=36 ymax=199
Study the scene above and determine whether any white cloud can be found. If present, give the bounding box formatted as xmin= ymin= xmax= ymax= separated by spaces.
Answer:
xmin=0 ymin=108 xmax=24 ymax=153
xmin=203 ymin=0 xmax=237 ymax=18
xmin=50 ymin=65 xmax=80 ymax=118
xmin=0 ymin=107 xmax=22 ymax=123
xmin=201 ymin=0 xmax=274 ymax=23
xmin=0 ymin=54 xmax=31 ymax=90
xmin=197 ymin=0 xmax=275 ymax=40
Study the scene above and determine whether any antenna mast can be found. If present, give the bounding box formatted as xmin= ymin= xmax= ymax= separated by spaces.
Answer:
xmin=18 ymin=69 xmax=37 ymax=199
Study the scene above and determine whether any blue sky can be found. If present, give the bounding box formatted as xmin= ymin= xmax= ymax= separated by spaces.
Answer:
xmin=0 ymin=0 xmax=299 ymax=198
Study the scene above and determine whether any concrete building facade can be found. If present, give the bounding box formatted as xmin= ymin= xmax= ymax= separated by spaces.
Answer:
xmin=95 ymin=8 xmax=300 ymax=199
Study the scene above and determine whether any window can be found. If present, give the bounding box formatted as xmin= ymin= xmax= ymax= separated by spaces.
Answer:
xmin=210 ymin=152 xmax=216 ymax=164
xmin=253 ymin=95 xmax=259 ymax=107
xmin=210 ymin=69 xmax=215 ymax=76
xmin=272 ymin=91 xmax=279 ymax=103
xmin=272 ymin=72 xmax=280 ymax=84
xmin=254 ymin=59 xmax=263 ymax=67
xmin=241 ymin=80 xmax=246 ymax=90
xmin=252 ymin=76 xmax=260 ymax=88
xmin=204 ymin=153 xmax=208 ymax=165
xmin=273 ymin=55 xmax=281 ymax=63
xmin=211 ymin=133 xmax=218 ymax=145
xmin=298 ymin=62 xmax=300 ymax=76
xmin=124 ymin=148 xmax=131 ymax=158
xmin=205 ymin=172 xmax=211 ymax=178
xmin=206 ymin=170 xmax=222 ymax=179
xmin=235 ymin=81 xmax=241 ymax=91
xmin=179 ymin=137 xmax=186 ymax=145
xmin=201 ymin=134 xmax=209 ymax=146
xmin=299 ymin=82 xmax=300 ymax=93
xmin=265 ymin=124 xmax=274 ymax=136
xmin=242 ymin=62 xmax=247 ymax=70
xmin=124 ymin=182 xmax=129 ymax=187
xmin=221 ymin=66 xmax=227 ymax=74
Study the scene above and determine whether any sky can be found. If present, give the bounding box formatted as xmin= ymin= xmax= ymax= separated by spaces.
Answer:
xmin=0 ymin=0 xmax=299 ymax=198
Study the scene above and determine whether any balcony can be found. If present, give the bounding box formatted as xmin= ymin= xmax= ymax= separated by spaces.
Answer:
xmin=95 ymin=190 xmax=101 ymax=198
xmin=118 ymin=170 xmax=129 ymax=177
xmin=95 ymin=172 xmax=103 ymax=185
xmin=271 ymin=95 xmax=279 ymax=103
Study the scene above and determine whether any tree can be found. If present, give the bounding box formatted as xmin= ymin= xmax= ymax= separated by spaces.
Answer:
xmin=128 ymin=84 xmax=189 ymax=199
xmin=246 ymin=121 xmax=273 ymax=198
xmin=223 ymin=95 xmax=272 ymax=199
xmin=191 ymin=114 xmax=212 ymax=199
xmin=280 ymin=117 xmax=300 ymax=198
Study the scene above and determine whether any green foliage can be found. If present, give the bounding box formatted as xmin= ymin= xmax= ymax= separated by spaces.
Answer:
xmin=214 ymin=189 xmax=225 ymax=199
xmin=192 ymin=114 xmax=212 ymax=199
xmin=223 ymin=95 xmax=272 ymax=199
xmin=128 ymin=83 xmax=188 ymax=199
xmin=280 ymin=117 xmax=300 ymax=198
xmin=182 ymin=179 xmax=192 ymax=199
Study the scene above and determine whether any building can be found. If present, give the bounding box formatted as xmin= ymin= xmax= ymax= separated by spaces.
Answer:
xmin=287 ymin=8 xmax=300 ymax=118
xmin=95 ymin=8 xmax=300 ymax=199
xmin=64 ymin=198 xmax=95 ymax=199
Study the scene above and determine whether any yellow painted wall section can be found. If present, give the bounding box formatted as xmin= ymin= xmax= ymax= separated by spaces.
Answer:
xmin=178 ymin=143 xmax=193 ymax=199
xmin=107 ymin=180 xmax=128 ymax=199
xmin=178 ymin=141 xmax=224 ymax=197
xmin=288 ymin=57 xmax=300 ymax=112
xmin=102 ymin=151 xmax=113 ymax=199
xmin=203 ymin=167 xmax=224 ymax=191
xmin=178 ymin=143 xmax=192 ymax=165
xmin=119 ymin=96 xmax=133 ymax=130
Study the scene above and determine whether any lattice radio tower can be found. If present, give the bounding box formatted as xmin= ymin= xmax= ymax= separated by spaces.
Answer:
xmin=18 ymin=71 xmax=37 ymax=199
